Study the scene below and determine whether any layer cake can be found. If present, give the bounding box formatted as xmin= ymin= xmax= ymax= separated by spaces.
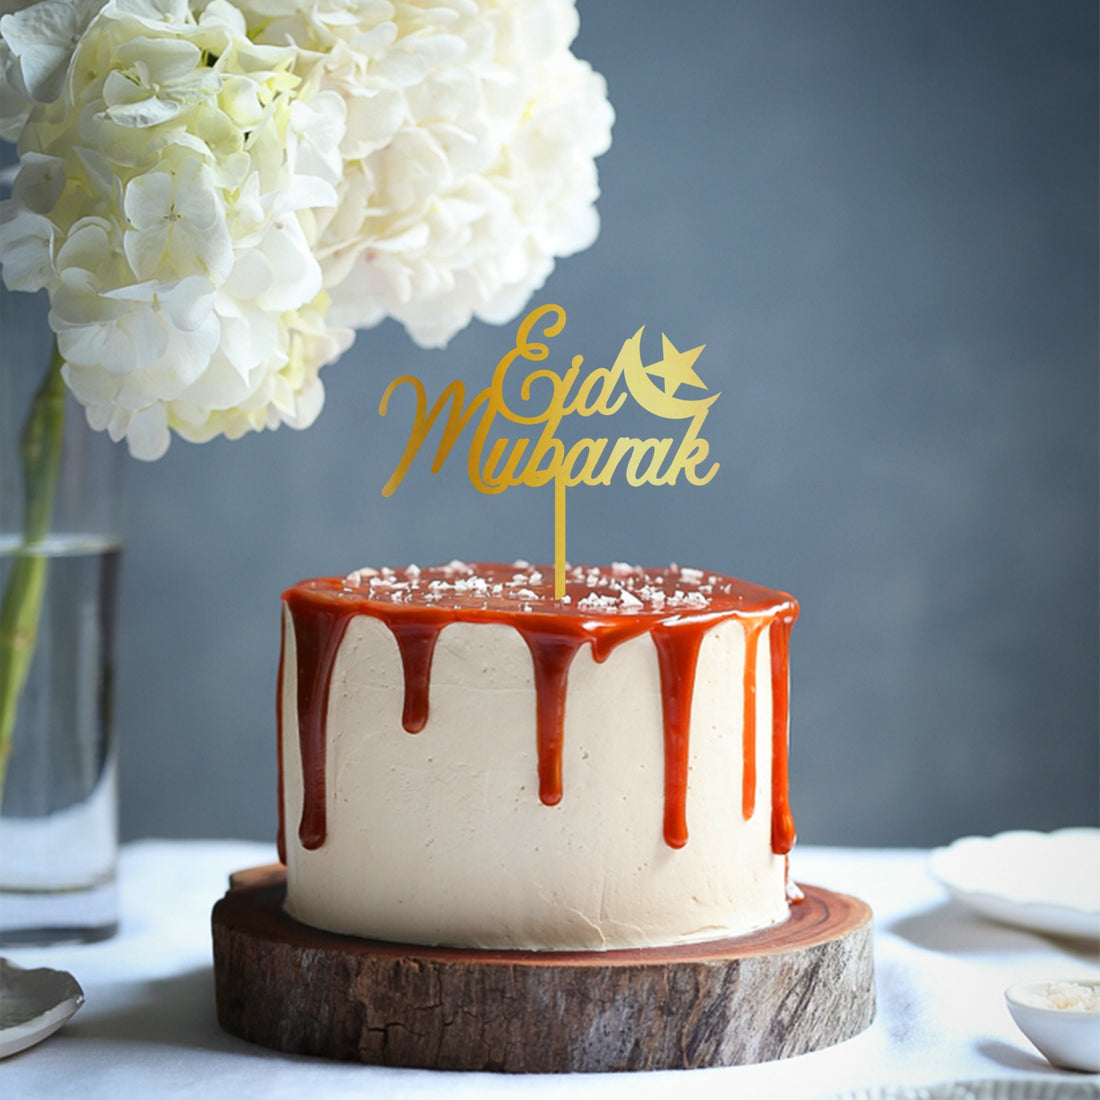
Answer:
xmin=277 ymin=561 xmax=799 ymax=950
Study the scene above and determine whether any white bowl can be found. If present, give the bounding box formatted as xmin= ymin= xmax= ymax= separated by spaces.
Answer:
xmin=1005 ymin=978 xmax=1100 ymax=1073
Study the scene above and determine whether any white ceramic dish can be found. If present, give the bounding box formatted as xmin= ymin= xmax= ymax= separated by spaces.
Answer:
xmin=929 ymin=828 xmax=1100 ymax=939
xmin=1005 ymin=978 xmax=1100 ymax=1073
xmin=834 ymin=1079 xmax=1099 ymax=1099
xmin=0 ymin=957 xmax=84 ymax=1059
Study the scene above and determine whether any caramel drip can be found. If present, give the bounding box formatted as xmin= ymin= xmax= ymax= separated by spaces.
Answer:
xmin=515 ymin=629 xmax=586 ymax=806
xmin=650 ymin=624 xmax=706 ymax=848
xmin=278 ymin=565 xmax=799 ymax=856
xmin=390 ymin=621 xmax=444 ymax=733
xmin=284 ymin=594 xmax=355 ymax=851
xmin=276 ymin=634 xmax=286 ymax=864
xmin=770 ymin=613 xmax=797 ymax=854
xmin=740 ymin=618 xmax=767 ymax=820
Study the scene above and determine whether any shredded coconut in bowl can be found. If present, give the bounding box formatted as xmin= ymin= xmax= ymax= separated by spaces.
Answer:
xmin=1013 ymin=980 xmax=1100 ymax=1012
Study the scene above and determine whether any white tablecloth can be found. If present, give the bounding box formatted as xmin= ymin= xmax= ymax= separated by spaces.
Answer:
xmin=3 ymin=840 xmax=1098 ymax=1099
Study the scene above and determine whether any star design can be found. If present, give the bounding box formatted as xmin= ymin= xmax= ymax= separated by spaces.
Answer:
xmin=644 ymin=334 xmax=708 ymax=398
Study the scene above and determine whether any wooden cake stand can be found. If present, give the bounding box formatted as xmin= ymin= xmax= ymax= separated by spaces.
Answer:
xmin=212 ymin=866 xmax=874 ymax=1073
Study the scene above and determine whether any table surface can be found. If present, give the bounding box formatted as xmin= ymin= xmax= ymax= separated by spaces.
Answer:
xmin=3 ymin=840 xmax=1098 ymax=1099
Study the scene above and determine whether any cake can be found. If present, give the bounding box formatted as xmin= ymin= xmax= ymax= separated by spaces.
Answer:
xmin=277 ymin=561 xmax=800 ymax=950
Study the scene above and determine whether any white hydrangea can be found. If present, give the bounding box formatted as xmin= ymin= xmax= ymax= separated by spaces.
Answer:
xmin=0 ymin=0 xmax=612 ymax=458
xmin=252 ymin=0 xmax=614 ymax=348
xmin=1 ymin=0 xmax=349 ymax=459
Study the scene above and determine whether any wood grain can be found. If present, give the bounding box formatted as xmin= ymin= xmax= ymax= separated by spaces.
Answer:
xmin=212 ymin=866 xmax=874 ymax=1073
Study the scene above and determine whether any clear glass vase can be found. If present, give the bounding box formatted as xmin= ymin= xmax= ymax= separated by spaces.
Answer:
xmin=0 ymin=282 xmax=126 ymax=945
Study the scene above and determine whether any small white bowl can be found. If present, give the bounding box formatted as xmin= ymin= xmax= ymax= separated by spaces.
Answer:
xmin=1005 ymin=978 xmax=1100 ymax=1073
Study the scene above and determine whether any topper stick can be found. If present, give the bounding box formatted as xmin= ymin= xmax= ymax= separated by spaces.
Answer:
xmin=555 ymin=478 xmax=567 ymax=600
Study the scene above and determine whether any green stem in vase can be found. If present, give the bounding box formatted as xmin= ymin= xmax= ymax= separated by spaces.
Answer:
xmin=0 ymin=344 xmax=66 ymax=807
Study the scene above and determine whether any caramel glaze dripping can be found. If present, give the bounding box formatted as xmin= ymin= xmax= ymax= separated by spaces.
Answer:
xmin=276 ymin=637 xmax=286 ymax=863
xmin=391 ymin=620 xmax=444 ymax=733
xmin=283 ymin=598 xmax=356 ymax=850
xmin=739 ymin=618 xmax=767 ymax=821
xmin=770 ymin=612 xmax=798 ymax=855
xmin=513 ymin=630 xmax=585 ymax=806
xmin=650 ymin=624 xmax=705 ymax=849
xmin=277 ymin=564 xmax=798 ymax=858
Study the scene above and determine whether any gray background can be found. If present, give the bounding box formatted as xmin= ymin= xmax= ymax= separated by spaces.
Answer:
xmin=12 ymin=1 xmax=1099 ymax=849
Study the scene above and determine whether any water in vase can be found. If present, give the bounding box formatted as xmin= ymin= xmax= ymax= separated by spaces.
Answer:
xmin=0 ymin=534 xmax=121 ymax=944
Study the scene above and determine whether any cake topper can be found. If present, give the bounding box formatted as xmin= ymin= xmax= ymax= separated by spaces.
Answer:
xmin=380 ymin=304 xmax=720 ymax=598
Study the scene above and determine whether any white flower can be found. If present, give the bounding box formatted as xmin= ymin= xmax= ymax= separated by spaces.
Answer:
xmin=123 ymin=158 xmax=234 ymax=282
xmin=100 ymin=34 xmax=220 ymax=128
xmin=258 ymin=0 xmax=614 ymax=349
xmin=0 ymin=0 xmax=612 ymax=457
xmin=1 ymin=0 xmax=353 ymax=458
xmin=0 ymin=0 xmax=102 ymax=123
xmin=51 ymin=221 xmax=219 ymax=379
xmin=0 ymin=202 xmax=56 ymax=291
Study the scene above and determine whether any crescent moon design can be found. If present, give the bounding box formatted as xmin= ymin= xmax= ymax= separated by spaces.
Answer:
xmin=615 ymin=326 xmax=720 ymax=420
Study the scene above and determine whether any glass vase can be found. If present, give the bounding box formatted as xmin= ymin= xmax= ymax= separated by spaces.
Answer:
xmin=0 ymin=282 xmax=126 ymax=945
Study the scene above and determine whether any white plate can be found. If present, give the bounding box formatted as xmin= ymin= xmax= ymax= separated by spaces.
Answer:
xmin=834 ymin=1082 xmax=1099 ymax=1100
xmin=929 ymin=828 xmax=1100 ymax=939
xmin=0 ymin=957 xmax=84 ymax=1059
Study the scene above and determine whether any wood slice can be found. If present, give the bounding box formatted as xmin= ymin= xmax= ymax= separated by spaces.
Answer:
xmin=212 ymin=866 xmax=874 ymax=1073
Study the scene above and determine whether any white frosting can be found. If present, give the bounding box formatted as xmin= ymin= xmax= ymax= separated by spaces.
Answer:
xmin=280 ymin=601 xmax=792 ymax=950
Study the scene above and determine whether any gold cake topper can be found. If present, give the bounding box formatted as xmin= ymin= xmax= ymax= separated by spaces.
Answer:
xmin=380 ymin=304 xmax=720 ymax=598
